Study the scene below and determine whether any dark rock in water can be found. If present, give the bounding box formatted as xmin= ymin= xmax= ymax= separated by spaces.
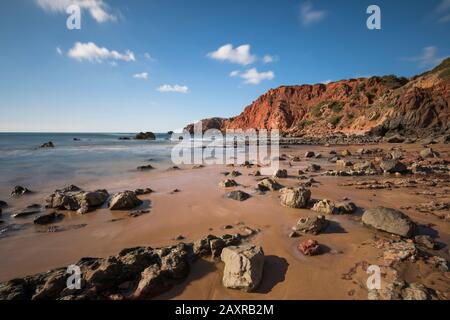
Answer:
xmin=134 ymin=188 xmax=153 ymax=195
xmin=135 ymin=132 xmax=156 ymax=140
xmin=40 ymin=141 xmax=55 ymax=148
xmin=128 ymin=209 xmax=150 ymax=218
xmin=227 ymin=190 xmax=251 ymax=201
xmin=0 ymin=200 xmax=8 ymax=208
xmin=46 ymin=187 xmax=109 ymax=213
xmin=73 ymin=138 xmax=81 ymax=141
xmin=362 ymin=207 xmax=417 ymax=238
xmin=118 ymin=136 xmax=131 ymax=140
xmin=34 ymin=212 xmax=64 ymax=225
xmin=167 ymin=131 xmax=174 ymax=135
xmin=137 ymin=165 xmax=154 ymax=171
xmin=11 ymin=186 xmax=31 ymax=197
xmin=380 ymin=160 xmax=407 ymax=174
xmin=12 ymin=206 xmax=42 ymax=218
xmin=109 ymin=191 xmax=143 ymax=210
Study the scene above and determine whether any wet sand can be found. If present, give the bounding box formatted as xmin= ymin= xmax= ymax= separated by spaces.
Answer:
xmin=0 ymin=143 xmax=449 ymax=299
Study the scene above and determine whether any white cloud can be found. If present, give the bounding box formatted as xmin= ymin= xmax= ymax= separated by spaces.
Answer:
xmin=262 ymin=55 xmax=278 ymax=64
xmin=300 ymin=1 xmax=327 ymax=26
xmin=133 ymin=72 xmax=148 ymax=80
xmin=36 ymin=0 xmax=117 ymax=23
xmin=238 ymin=68 xmax=274 ymax=85
xmin=67 ymin=42 xmax=135 ymax=63
xmin=56 ymin=46 xmax=63 ymax=55
xmin=435 ymin=0 xmax=450 ymax=23
xmin=229 ymin=70 xmax=240 ymax=77
xmin=157 ymin=84 xmax=189 ymax=94
xmin=144 ymin=52 xmax=155 ymax=61
xmin=207 ymin=44 xmax=256 ymax=65
xmin=405 ymin=46 xmax=444 ymax=68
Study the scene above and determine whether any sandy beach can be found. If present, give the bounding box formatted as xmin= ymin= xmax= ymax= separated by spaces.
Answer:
xmin=1 ymin=142 xmax=448 ymax=300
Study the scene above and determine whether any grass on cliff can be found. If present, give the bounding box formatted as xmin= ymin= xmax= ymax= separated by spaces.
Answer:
xmin=328 ymin=115 xmax=342 ymax=126
xmin=298 ymin=119 xmax=314 ymax=129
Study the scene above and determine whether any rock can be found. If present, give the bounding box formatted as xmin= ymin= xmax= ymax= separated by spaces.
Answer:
xmin=210 ymin=238 xmax=226 ymax=259
xmin=256 ymin=178 xmax=283 ymax=191
xmin=174 ymin=235 xmax=185 ymax=241
xmin=293 ymin=215 xmax=328 ymax=235
xmin=336 ymin=159 xmax=353 ymax=167
xmin=135 ymin=132 xmax=156 ymax=140
xmin=385 ymin=135 xmax=405 ymax=143
xmin=128 ymin=209 xmax=150 ymax=217
xmin=340 ymin=149 xmax=352 ymax=157
xmin=353 ymin=161 xmax=374 ymax=171
xmin=137 ymin=165 xmax=154 ymax=171
xmin=390 ymin=149 xmax=403 ymax=160
xmin=288 ymin=231 xmax=300 ymax=238
xmin=220 ymin=245 xmax=264 ymax=292
xmin=40 ymin=141 xmax=55 ymax=148
xmin=46 ymin=188 xmax=109 ymax=212
xmin=380 ymin=160 xmax=407 ymax=174
xmin=362 ymin=207 xmax=417 ymax=237
xmin=251 ymin=170 xmax=261 ymax=176
xmin=420 ymin=148 xmax=438 ymax=158
xmin=401 ymin=283 xmax=429 ymax=300
xmin=33 ymin=212 xmax=63 ymax=225
xmin=0 ymin=200 xmax=7 ymax=208
xmin=134 ymin=265 xmax=165 ymax=298
xmin=230 ymin=170 xmax=242 ymax=177
xmin=307 ymin=164 xmax=321 ymax=172
xmin=298 ymin=239 xmax=321 ymax=256
xmin=12 ymin=206 xmax=42 ymax=218
xmin=312 ymin=199 xmax=355 ymax=215
xmin=227 ymin=190 xmax=250 ymax=201
xmin=11 ymin=186 xmax=31 ymax=197
xmin=109 ymin=191 xmax=143 ymax=210
xmin=279 ymin=187 xmax=311 ymax=208
xmin=368 ymin=279 xmax=405 ymax=300
xmin=273 ymin=169 xmax=288 ymax=178
xmin=414 ymin=235 xmax=438 ymax=250
xmin=305 ymin=151 xmax=315 ymax=158
xmin=219 ymin=179 xmax=238 ymax=188
xmin=134 ymin=188 xmax=153 ymax=195
xmin=192 ymin=164 xmax=204 ymax=169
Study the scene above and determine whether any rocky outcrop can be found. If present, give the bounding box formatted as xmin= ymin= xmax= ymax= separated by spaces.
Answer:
xmin=11 ymin=186 xmax=31 ymax=197
xmin=292 ymin=215 xmax=329 ymax=235
xmin=227 ymin=190 xmax=251 ymax=201
xmin=362 ymin=207 xmax=417 ymax=238
xmin=312 ymin=199 xmax=356 ymax=215
xmin=220 ymin=245 xmax=264 ymax=292
xmin=40 ymin=141 xmax=54 ymax=148
xmin=135 ymin=132 xmax=156 ymax=140
xmin=184 ymin=57 xmax=450 ymax=139
xmin=184 ymin=118 xmax=227 ymax=134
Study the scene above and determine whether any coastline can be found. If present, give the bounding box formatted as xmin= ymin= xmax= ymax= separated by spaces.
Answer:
xmin=0 ymin=142 xmax=448 ymax=299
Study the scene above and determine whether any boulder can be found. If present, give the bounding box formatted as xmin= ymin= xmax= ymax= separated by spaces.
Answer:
xmin=0 ymin=200 xmax=7 ymax=208
xmin=380 ymin=160 xmax=407 ymax=174
xmin=11 ymin=186 xmax=31 ymax=197
xmin=362 ymin=207 xmax=417 ymax=237
xmin=298 ymin=239 xmax=321 ymax=256
xmin=227 ymin=190 xmax=250 ymax=201
xmin=353 ymin=161 xmax=374 ymax=171
xmin=34 ymin=212 xmax=64 ymax=225
xmin=109 ymin=191 xmax=143 ymax=210
xmin=312 ymin=199 xmax=356 ymax=215
xmin=137 ymin=165 xmax=154 ymax=171
xmin=340 ymin=149 xmax=352 ymax=157
xmin=305 ymin=151 xmax=315 ymax=158
xmin=219 ymin=179 xmax=238 ymax=188
xmin=307 ymin=164 xmax=321 ymax=172
xmin=220 ymin=245 xmax=264 ymax=292
xmin=293 ymin=215 xmax=328 ymax=235
xmin=46 ymin=188 xmax=109 ymax=212
xmin=230 ymin=170 xmax=242 ymax=177
xmin=273 ymin=169 xmax=288 ymax=178
xmin=390 ymin=149 xmax=403 ymax=160
xmin=414 ymin=235 xmax=437 ymax=250
xmin=279 ymin=187 xmax=311 ymax=208
xmin=135 ymin=132 xmax=156 ymax=140
xmin=336 ymin=159 xmax=353 ymax=167
xmin=256 ymin=178 xmax=283 ymax=191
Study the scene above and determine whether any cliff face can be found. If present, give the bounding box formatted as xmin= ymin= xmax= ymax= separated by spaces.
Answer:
xmin=185 ymin=58 xmax=450 ymax=138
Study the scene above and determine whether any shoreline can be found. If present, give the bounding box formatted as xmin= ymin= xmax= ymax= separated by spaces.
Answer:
xmin=0 ymin=142 xmax=449 ymax=299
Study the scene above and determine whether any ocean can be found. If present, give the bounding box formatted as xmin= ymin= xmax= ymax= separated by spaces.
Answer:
xmin=0 ymin=133 xmax=175 ymax=198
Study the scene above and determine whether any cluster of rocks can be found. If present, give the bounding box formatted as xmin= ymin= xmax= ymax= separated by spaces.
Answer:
xmin=0 ymin=229 xmax=263 ymax=299
xmin=39 ymin=141 xmax=55 ymax=148
xmin=135 ymin=132 xmax=156 ymax=140
xmin=46 ymin=185 xmax=110 ymax=214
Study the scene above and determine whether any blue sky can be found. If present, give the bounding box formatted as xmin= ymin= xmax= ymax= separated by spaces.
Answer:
xmin=0 ymin=0 xmax=449 ymax=132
